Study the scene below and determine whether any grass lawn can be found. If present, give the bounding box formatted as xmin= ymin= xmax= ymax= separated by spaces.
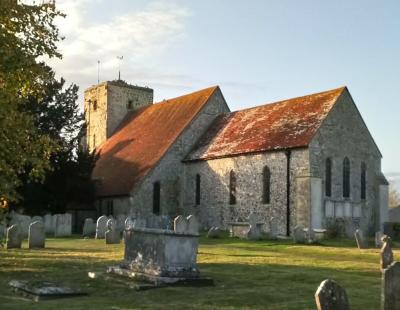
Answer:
xmin=0 ymin=235 xmax=391 ymax=309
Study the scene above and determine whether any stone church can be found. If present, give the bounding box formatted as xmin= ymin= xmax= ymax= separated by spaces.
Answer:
xmin=84 ymin=80 xmax=388 ymax=236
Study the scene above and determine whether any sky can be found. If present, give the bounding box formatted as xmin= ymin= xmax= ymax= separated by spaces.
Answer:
xmin=49 ymin=0 xmax=400 ymax=189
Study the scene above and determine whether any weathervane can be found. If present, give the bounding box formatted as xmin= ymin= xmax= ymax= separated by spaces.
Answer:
xmin=117 ymin=56 xmax=124 ymax=80
xmin=97 ymin=60 xmax=100 ymax=84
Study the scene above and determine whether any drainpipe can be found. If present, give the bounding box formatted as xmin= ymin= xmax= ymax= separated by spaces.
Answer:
xmin=285 ymin=149 xmax=292 ymax=236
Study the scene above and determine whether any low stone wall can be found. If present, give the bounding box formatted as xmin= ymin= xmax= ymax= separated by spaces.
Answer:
xmin=122 ymin=227 xmax=199 ymax=278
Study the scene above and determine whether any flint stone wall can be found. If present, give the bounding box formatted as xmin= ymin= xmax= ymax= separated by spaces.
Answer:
xmin=183 ymin=149 xmax=308 ymax=233
xmin=122 ymin=227 xmax=199 ymax=278
xmin=309 ymin=92 xmax=385 ymax=236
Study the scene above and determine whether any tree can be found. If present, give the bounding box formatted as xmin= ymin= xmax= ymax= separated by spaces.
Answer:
xmin=17 ymin=79 xmax=98 ymax=215
xmin=389 ymin=186 xmax=400 ymax=208
xmin=0 ymin=1 xmax=64 ymax=203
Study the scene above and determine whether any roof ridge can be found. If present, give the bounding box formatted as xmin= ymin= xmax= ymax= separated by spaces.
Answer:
xmin=154 ymin=85 xmax=219 ymax=105
xmin=229 ymin=86 xmax=346 ymax=115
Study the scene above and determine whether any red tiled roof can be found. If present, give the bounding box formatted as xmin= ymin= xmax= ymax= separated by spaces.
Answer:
xmin=93 ymin=86 xmax=219 ymax=197
xmin=186 ymin=87 xmax=346 ymax=161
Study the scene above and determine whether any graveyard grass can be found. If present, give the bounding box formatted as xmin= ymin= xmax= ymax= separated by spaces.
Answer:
xmin=0 ymin=235 xmax=388 ymax=310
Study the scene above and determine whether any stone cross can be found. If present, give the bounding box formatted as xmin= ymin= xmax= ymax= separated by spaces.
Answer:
xmin=6 ymin=224 xmax=22 ymax=249
xmin=382 ymin=262 xmax=400 ymax=310
xmin=315 ymin=279 xmax=350 ymax=310
xmin=105 ymin=219 xmax=120 ymax=244
xmin=82 ymin=218 xmax=95 ymax=237
xmin=28 ymin=221 xmax=45 ymax=249
xmin=95 ymin=215 xmax=108 ymax=239
xmin=354 ymin=229 xmax=367 ymax=249
xmin=380 ymin=235 xmax=394 ymax=271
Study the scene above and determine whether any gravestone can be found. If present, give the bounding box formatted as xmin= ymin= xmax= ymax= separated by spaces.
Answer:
xmin=247 ymin=213 xmax=262 ymax=240
xmin=293 ymin=225 xmax=306 ymax=243
xmin=82 ymin=218 xmax=96 ymax=237
xmin=207 ymin=227 xmax=223 ymax=238
xmin=174 ymin=215 xmax=187 ymax=233
xmin=54 ymin=214 xmax=72 ymax=237
xmin=28 ymin=221 xmax=45 ymax=249
xmin=186 ymin=215 xmax=200 ymax=235
xmin=124 ymin=217 xmax=135 ymax=230
xmin=105 ymin=219 xmax=120 ymax=244
xmin=315 ymin=279 xmax=349 ymax=310
xmin=6 ymin=225 xmax=22 ymax=249
xmin=380 ymin=235 xmax=394 ymax=271
xmin=382 ymin=262 xmax=400 ymax=310
xmin=10 ymin=212 xmax=31 ymax=238
xmin=95 ymin=215 xmax=108 ymax=239
xmin=376 ymin=231 xmax=384 ymax=248
xmin=354 ymin=229 xmax=367 ymax=249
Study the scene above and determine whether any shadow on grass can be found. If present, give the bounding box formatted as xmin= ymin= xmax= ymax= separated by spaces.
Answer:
xmin=0 ymin=252 xmax=381 ymax=310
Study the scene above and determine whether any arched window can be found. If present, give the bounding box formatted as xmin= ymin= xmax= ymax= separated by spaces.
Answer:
xmin=343 ymin=157 xmax=350 ymax=198
xmin=195 ymin=174 xmax=201 ymax=205
xmin=361 ymin=162 xmax=366 ymax=200
xmin=127 ymin=99 xmax=133 ymax=109
xmin=93 ymin=100 xmax=98 ymax=111
xmin=325 ymin=158 xmax=332 ymax=197
xmin=263 ymin=166 xmax=271 ymax=204
xmin=153 ymin=181 xmax=161 ymax=215
xmin=229 ymin=170 xmax=236 ymax=205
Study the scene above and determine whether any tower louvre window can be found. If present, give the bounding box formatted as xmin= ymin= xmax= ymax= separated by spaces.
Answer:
xmin=127 ymin=100 xmax=133 ymax=109
xmin=325 ymin=158 xmax=332 ymax=197
xmin=343 ymin=157 xmax=350 ymax=198
xmin=229 ymin=170 xmax=237 ymax=205
xmin=93 ymin=100 xmax=98 ymax=111
xmin=263 ymin=166 xmax=271 ymax=204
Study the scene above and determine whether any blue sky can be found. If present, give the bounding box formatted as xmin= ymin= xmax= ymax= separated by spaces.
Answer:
xmin=51 ymin=0 xmax=399 ymax=188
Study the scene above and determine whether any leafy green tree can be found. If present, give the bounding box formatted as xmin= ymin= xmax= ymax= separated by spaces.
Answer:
xmin=0 ymin=1 xmax=64 ymax=203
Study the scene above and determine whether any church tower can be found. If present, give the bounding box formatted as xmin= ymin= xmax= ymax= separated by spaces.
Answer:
xmin=84 ymin=80 xmax=154 ymax=151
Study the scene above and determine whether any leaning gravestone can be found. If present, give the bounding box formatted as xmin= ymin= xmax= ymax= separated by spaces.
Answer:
xmin=28 ymin=221 xmax=45 ymax=249
xmin=354 ymin=229 xmax=367 ymax=249
xmin=95 ymin=215 xmax=108 ymax=239
xmin=293 ymin=225 xmax=306 ymax=243
xmin=382 ymin=262 xmax=400 ymax=310
xmin=6 ymin=225 xmax=22 ymax=249
xmin=315 ymin=279 xmax=350 ymax=310
xmin=54 ymin=214 xmax=72 ymax=237
xmin=82 ymin=218 xmax=96 ymax=237
xmin=380 ymin=235 xmax=394 ymax=271
xmin=105 ymin=219 xmax=120 ymax=244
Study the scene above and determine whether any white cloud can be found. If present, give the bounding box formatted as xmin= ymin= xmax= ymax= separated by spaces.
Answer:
xmin=48 ymin=0 xmax=190 ymax=102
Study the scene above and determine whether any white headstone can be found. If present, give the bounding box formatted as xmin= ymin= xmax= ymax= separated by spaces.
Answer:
xmin=28 ymin=221 xmax=45 ymax=248
xmin=96 ymin=215 xmax=108 ymax=239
